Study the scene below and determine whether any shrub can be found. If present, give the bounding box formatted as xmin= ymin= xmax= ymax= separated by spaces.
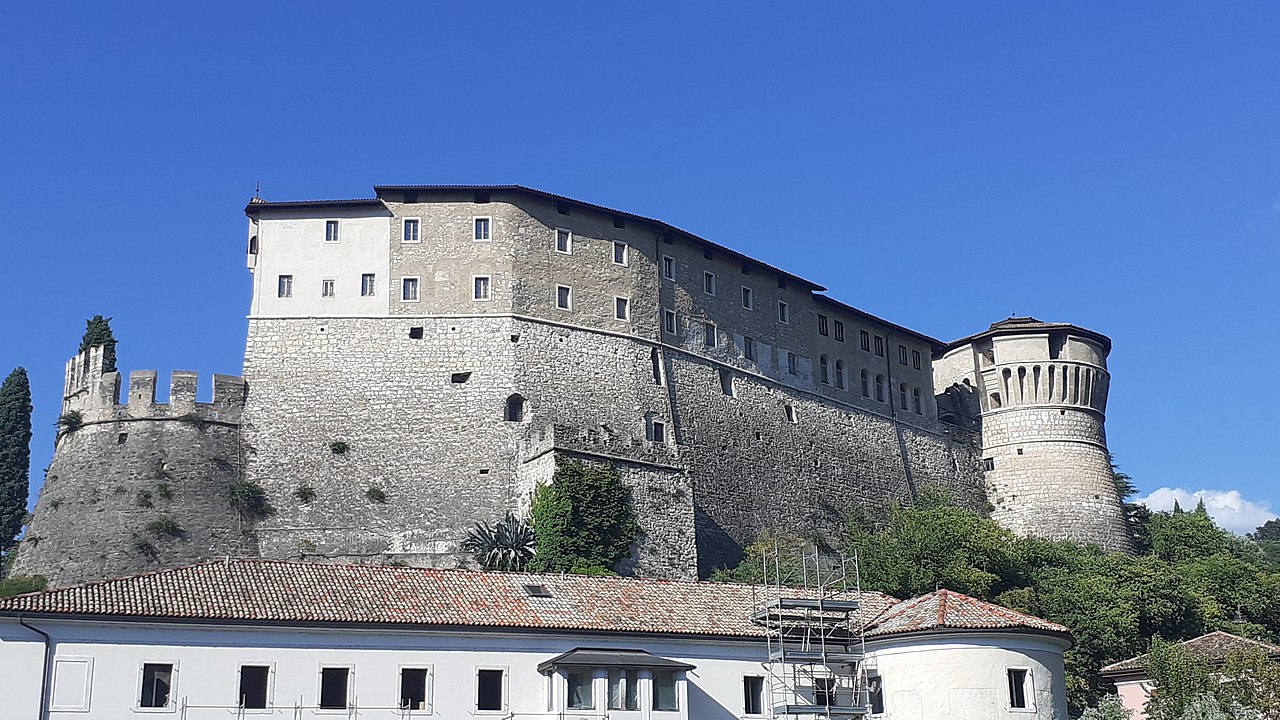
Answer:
xmin=365 ymin=486 xmax=388 ymax=504
xmin=144 ymin=516 xmax=185 ymax=539
xmin=135 ymin=489 xmax=153 ymax=508
xmin=223 ymin=481 xmax=275 ymax=520
xmin=0 ymin=575 xmax=47 ymax=597
xmin=293 ymin=485 xmax=316 ymax=503
xmin=462 ymin=513 xmax=535 ymax=571
xmin=56 ymin=411 xmax=83 ymax=433
xmin=528 ymin=459 xmax=637 ymax=574
xmin=131 ymin=535 xmax=159 ymax=560
xmin=155 ymin=483 xmax=173 ymax=500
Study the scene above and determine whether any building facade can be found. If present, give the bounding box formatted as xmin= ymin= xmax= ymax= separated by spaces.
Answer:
xmin=14 ymin=186 xmax=1131 ymax=588
xmin=0 ymin=559 xmax=1073 ymax=719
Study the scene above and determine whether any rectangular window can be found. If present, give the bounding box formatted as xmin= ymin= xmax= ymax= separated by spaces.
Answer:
xmin=361 ymin=273 xmax=376 ymax=297
xmin=615 ymin=297 xmax=630 ymax=320
xmin=477 ymin=668 xmax=504 ymax=711
xmin=744 ymin=336 xmax=755 ymax=361
xmin=663 ymin=309 xmax=677 ymax=335
xmin=473 ymin=216 xmax=491 ymax=241
xmin=868 ymin=673 xmax=885 ymax=714
xmin=787 ymin=352 xmax=798 ymax=375
xmin=613 ymin=241 xmax=628 ymax=266
xmin=401 ymin=277 xmax=419 ymax=302
xmin=704 ymin=271 xmax=716 ymax=296
xmin=277 ymin=275 xmax=292 ymax=298
xmin=778 ymin=301 xmax=789 ymax=324
xmin=744 ymin=676 xmax=765 ymax=715
xmin=814 ymin=677 xmax=836 ymax=706
xmin=400 ymin=668 xmax=430 ymax=711
xmin=325 ymin=220 xmax=339 ymax=243
xmin=704 ymin=322 xmax=717 ymax=347
xmin=983 ymin=457 xmax=995 ymax=471
xmin=653 ymin=669 xmax=678 ymax=711
xmin=650 ymin=419 xmax=666 ymax=443
xmin=239 ymin=665 xmax=269 ymax=710
xmin=741 ymin=286 xmax=753 ymax=310
xmin=608 ymin=669 xmax=640 ymax=711
xmin=319 ymin=667 xmax=349 ymax=710
xmin=834 ymin=320 xmax=845 ymax=342
xmin=913 ymin=349 xmax=922 ymax=370
xmin=662 ymin=255 xmax=675 ymax=280
xmin=785 ymin=404 xmax=797 ymax=423
xmin=1008 ymin=669 xmax=1029 ymax=709
xmin=818 ymin=314 xmax=829 ymax=336
xmin=899 ymin=344 xmax=909 ymax=365
xmin=555 ymin=228 xmax=572 ymax=254
xmin=556 ymin=285 xmax=572 ymax=310
xmin=567 ymin=670 xmax=594 ymax=710
xmin=139 ymin=663 xmax=173 ymax=708
xmin=321 ymin=279 xmax=335 ymax=298
xmin=860 ymin=330 xmax=871 ymax=351
xmin=403 ymin=218 xmax=420 ymax=243
xmin=473 ymin=276 xmax=491 ymax=301
xmin=875 ymin=335 xmax=884 ymax=357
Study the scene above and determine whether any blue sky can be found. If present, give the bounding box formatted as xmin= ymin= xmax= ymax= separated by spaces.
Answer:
xmin=1 ymin=3 xmax=1276 ymax=533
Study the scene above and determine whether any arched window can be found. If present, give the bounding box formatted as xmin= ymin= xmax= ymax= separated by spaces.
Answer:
xmin=819 ymin=355 xmax=830 ymax=385
xmin=504 ymin=394 xmax=525 ymax=422
xmin=899 ymin=382 xmax=908 ymax=409
xmin=247 ymin=235 xmax=259 ymax=254
xmin=835 ymin=360 xmax=845 ymax=390
xmin=875 ymin=374 xmax=885 ymax=402
xmin=861 ymin=369 xmax=870 ymax=398
xmin=912 ymin=387 xmax=922 ymax=414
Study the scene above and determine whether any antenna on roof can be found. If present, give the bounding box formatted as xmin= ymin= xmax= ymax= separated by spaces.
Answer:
xmin=254 ymin=181 xmax=261 ymax=200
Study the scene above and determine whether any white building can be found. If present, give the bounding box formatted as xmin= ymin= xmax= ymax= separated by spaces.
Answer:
xmin=0 ymin=559 xmax=1071 ymax=719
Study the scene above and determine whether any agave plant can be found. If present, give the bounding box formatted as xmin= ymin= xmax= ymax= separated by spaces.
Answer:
xmin=462 ymin=513 xmax=536 ymax=571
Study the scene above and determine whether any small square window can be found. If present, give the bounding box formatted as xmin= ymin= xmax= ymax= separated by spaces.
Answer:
xmin=744 ymin=336 xmax=756 ymax=361
xmin=277 ymin=275 xmax=293 ymax=298
xmin=613 ymin=241 xmax=628 ymax=266
xmin=983 ymin=457 xmax=996 ymax=471
xmin=778 ymin=301 xmax=789 ymax=324
xmin=741 ymin=286 xmax=753 ymax=310
xmin=402 ymin=277 xmax=420 ymax=302
xmin=818 ymin=314 xmax=829 ymax=336
xmin=704 ymin=322 xmax=717 ymax=347
xmin=834 ymin=320 xmax=845 ymax=342
xmin=474 ymin=217 xmax=491 ymax=241
xmin=615 ymin=297 xmax=630 ymax=320
xmin=704 ymin=271 xmax=717 ymax=296
xmin=325 ymin=220 xmax=340 ymax=243
xmin=361 ymin=273 xmax=376 ymax=297
xmin=860 ymin=330 xmax=871 ymax=351
xmin=662 ymin=255 xmax=675 ymax=280
xmin=913 ymin=349 xmax=922 ymax=370
xmin=403 ymin=218 xmax=420 ymax=243
xmin=321 ymin=279 xmax=335 ymax=298
xmin=556 ymin=285 xmax=572 ymax=310
xmin=139 ymin=663 xmax=173 ymax=709
xmin=663 ymin=309 xmax=677 ymax=335
xmin=787 ymin=352 xmax=798 ymax=375
xmin=555 ymin=228 xmax=572 ymax=254
xmin=409 ymin=326 xmax=424 ymax=339
xmin=474 ymin=276 xmax=491 ymax=301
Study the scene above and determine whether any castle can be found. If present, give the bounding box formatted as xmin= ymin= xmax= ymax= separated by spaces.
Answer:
xmin=14 ymin=185 xmax=1131 ymax=587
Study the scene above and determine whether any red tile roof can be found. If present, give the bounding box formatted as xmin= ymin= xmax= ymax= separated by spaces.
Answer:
xmin=1100 ymin=631 xmax=1280 ymax=676
xmin=864 ymin=589 xmax=1071 ymax=639
xmin=0 ymin=560 xmax=1067 ymax=643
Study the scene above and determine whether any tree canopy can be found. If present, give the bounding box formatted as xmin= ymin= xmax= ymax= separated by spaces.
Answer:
xmin=0 ymin=368 xmax=33 ymax=571
xmin=79 ymin=315 xmax=117 ymax=373
xmin=528 ymin=459 xmax=638 ymax=575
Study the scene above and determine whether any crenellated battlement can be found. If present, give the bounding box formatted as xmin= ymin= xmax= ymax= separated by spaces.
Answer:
xmin=61 ymin=345 xmax=246 ymax=426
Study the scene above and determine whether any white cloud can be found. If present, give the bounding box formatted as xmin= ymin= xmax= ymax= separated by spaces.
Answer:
xmin=1138 ymin=487 xmax=1277 ymax=535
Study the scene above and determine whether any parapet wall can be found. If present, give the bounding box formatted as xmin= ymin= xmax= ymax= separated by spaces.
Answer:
xmin=61 ymin=347 xmax=246 ymax=427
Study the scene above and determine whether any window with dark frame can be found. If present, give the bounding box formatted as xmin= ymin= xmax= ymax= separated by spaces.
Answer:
xmin=319 ymin=667 xmax=349 ymax=710
xmin=474 ymin=217 xmax=491 ymax=241
xmin=868 ymin=673 xmax=885 ymax=714
xmin=608 ymin=669 xmax=640 ymax=711
xmin=818 ymin=314 xmax=829 ymax=336
xmin=613 ymin=241 xmax=628 ymax=266
xmin=663 ymin=309 xmax=677 ymax=335
xmin=652 ymin=670 xmax=679 ymax=711
xmin=615 ymin=297 xmax=630 ymax=320
xmin=704 ymin=271 xmax=716 ymax=296
xmin=139 ymin=663 xmax=173 ymax=708
xmin=556 ymin=285 xmax=572 ymax=310
xmin=321 ymin=279 xmax=335 ymax=298
xmin=778 ymin=301 xmax=789 ymax=323
xmin=744 ymin=336 xmax=756 ymax=361
xmin=742 ymin=286 xmax=753 ymax=309
xmin=277 ymin=275 xmax=292 ymax=299
xmin=239 ymin=665 xmax=269 ymax=710
xmin=860 ymin=329 xmax=870 ymax=351
xmin=401 ymin=277 xmax=419 ymax=301
xmin=834 ymin=320 xmax=844 ymax=342
xmin=477 ymin=668 xmax=504 ymax=711
xmin=898 ymin=344 xmax=908 ymax=365
xmin=567 ymin=670 xmax=594 ymax=710
xmin=325 ymin=220 xmax=340 ymax=243
xmin=704 ymin=322 xmax=717 ymax=347
xmin=814 ymin=677 xmax=836 ymax=706
xmin=555 ymin=228 xmax=572 ymax=253
xmin=1007 ymin=669 xmax=1029 ymax=709
xmin=400 ymin=668 xmax=430 ymax=711
xmin=912 ymin=349 xmax=922 ymax=370
xmin=875 ymin=335 xmax=884 ymax=357
xmin=403 ymin=218 xmax=419 ymax=242
xmin=662 ymin=255 xmax=675 ymax=280
xmin=787 ymin=352 xmax=798 ymax=375
xmin=743 ymin=676 xmax=765 ymax=715
xmin=650 ymin=418 xmax=666 ymax=443
xmin=361 ymin=273 xmax=376 ymax=297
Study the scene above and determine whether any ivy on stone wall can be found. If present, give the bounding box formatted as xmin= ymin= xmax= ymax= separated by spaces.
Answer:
xmin=529 ymin=458 xmax=638 ymax=575
xmin=79 ymin=315 xmax=118 ymax=373
xmin=0 ymin=368 xmax=32 ymax=570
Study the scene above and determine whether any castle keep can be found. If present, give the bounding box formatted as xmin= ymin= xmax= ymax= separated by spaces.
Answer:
xmin=15 ymin=185 xmax=1131 ymax=587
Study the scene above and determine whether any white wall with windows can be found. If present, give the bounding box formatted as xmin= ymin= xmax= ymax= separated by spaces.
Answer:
xmin=249 ymin=208 xmax=391 ymax=317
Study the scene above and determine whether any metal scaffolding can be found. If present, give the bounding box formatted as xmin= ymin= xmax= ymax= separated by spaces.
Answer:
xmin=750 ymin=546 xmax=870 ymax=718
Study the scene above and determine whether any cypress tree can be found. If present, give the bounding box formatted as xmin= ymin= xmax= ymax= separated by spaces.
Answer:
xmin=0 ymin=368 xmax=33 ymax=565
xmin=79 ymin=315 xmax=117 ymax=373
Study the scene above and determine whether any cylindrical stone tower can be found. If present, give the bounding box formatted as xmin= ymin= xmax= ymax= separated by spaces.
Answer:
xmin=934 ymin=318 xmax=1131 ymax=553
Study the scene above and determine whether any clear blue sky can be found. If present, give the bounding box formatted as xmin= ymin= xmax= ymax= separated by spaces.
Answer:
xmin=2 ymin=3 xmax=1276 ymax=532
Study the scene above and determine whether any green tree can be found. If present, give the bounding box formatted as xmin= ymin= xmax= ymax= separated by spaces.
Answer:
xmin=1253 ymin=520 xmax=1280 ymax=570
xmin=1145 ymin=635 xmax=1215 ymax=720
xmin=79 ymin=315 xmax=117 ymax=373
xmin=462 ymin=512 xmax=536 ymax=571
xmin=529 ymin=459 xmax=638 ymax=574
xmin=1079 ymin=695 xmax=1134 ymax=720
xmin=0 ymin=368 xmax=33 ymax=571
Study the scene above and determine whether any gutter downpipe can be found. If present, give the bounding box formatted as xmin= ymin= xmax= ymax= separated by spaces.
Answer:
xmin=19 ymin=615 xmax=51 ymax=720
xmin=884 ymin=331 xmax=919 ymax=502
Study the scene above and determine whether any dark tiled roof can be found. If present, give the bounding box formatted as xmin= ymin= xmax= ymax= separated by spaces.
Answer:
xmin=1100 ymin=631 xmax=1280 ymax=676
xmin=244 ymin=198 xmax=385 ymax=213
xmin=864 ymin=589 xmax=1071 ymax=639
